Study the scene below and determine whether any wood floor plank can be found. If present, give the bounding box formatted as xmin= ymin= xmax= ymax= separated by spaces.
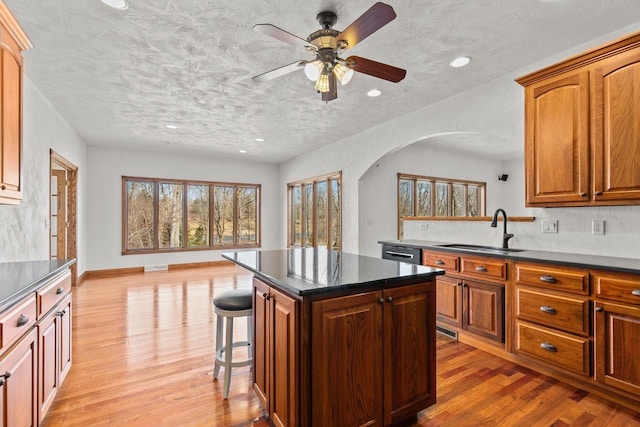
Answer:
xmin=41 ymin=265 xmax=640 ymax=426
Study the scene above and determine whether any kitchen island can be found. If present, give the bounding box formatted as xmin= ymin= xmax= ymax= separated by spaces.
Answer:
xmin=223 ymin=248 xmax=445 ymax=427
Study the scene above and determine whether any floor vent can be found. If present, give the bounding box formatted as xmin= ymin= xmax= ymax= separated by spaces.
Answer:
xmin=144 ymin=264 xmax=168 ymax=272
xmin=436 ymin=325 xmax=458 ymax=340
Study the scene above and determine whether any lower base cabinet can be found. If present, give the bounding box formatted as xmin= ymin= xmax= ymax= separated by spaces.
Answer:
xmin=38 ymin=294 xmax=72 ymax=422
xmin=595 ymin=300 xmax=640 ymax=395
xmin=253 ymin=277 xmax=436 ymax=427
xmin=311 ymin=282 xmax=436 ymax=426
xmin=0 ymin=329 xmax=38 ymax=427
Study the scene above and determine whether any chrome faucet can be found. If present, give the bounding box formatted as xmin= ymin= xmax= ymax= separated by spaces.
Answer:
xmin=491 ymin=208 xmax=514 ymax=249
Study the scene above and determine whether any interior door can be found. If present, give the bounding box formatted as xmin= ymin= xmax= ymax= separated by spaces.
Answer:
xmin=50 ymin=151 xmax=78 ymax=284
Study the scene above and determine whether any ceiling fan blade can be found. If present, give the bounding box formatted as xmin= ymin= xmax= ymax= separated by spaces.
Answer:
xmin=253 ymin=24 xmax=316 ymax=50
xmin=338 ymin=2 xmax=396 ymax=50
xmin=252 ymin=61 xmax=305 ymax=82
xmin=322 ymin=73 xmax=338 ymax=102
xmin=346 ymin=56 xmax=406 ymax=83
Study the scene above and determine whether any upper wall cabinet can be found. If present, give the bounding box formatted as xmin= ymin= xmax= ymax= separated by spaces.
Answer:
xmin=0 ymin=2 xmax=31 ymax=205
xmin=517 ymin=32 xmax=640 ymax=207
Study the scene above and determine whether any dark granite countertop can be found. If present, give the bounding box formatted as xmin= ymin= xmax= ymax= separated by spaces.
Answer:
xmin=0 ymin=259 xmax=76 ymax=312
xmin=222 ymin=248 xmax=444 ymax=297
xmin=379 ymin=239 xmax=640 ymax=274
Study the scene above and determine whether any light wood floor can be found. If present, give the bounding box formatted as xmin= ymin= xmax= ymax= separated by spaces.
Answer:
xmin=42 ymin=265 xmax=640 ymax=427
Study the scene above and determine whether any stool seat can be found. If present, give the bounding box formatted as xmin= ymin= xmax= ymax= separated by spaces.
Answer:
xmin=213 ymin=288 xmax=252 ymax=311
xmin=213 ymin=288 xmax=253 ymax=399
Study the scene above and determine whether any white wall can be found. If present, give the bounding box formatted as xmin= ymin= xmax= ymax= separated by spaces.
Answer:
xmin=280 ymin=23 xmax=640 ymax=260
xmin=358 ymin=143 xmax=529 ymax=257
xmin=0 ymin=78 xmax=87 ymax=273
xmin=86 ymin=146 xmax=280 ymax=271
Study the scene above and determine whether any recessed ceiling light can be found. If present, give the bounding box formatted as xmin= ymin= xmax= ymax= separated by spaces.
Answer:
xmin=449 ymin=56 xmax=471 ymax=68
xmin=239 ymin=150 xmax=247 ymax=154
xmin=100 ymin=0 xmax=129 ymax=10
xmin=255 ymin=138 xmax=265 ymax=142
xmin=165 ymin=124 xmax=177 ymax=129
xmin=367 ymin=89 xmax=382 ymax=97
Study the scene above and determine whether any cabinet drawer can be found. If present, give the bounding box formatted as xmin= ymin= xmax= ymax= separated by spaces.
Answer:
xmin=514 ymin=263 xmax=588 ymax=295
xmin=422 ymin=251 xmax=459 ymax=272
xmin=516 ymin=321 xmax=590 ymax=376
xmin=516 ymin=287 xmax=589 ymax=336
xmin=593 ymin=272 xmax=640 ymax=305
xmin=459 ymin=256 xmax=507 ymax=281
xmin=0 ymin=293 xmax=37 ymax=353
xmin=37 ymin=271 xmax=72 ymax=318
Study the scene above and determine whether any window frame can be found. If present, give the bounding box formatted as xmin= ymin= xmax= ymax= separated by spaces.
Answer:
xmin=122 ymin=176 xmax=261 ymax=255
xmin=287 ymin=171 xmax=342 ymax=250
xmin=397 ymin=173 xmax=486 ymax=238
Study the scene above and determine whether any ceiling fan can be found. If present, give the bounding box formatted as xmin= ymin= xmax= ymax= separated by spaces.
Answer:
xmin=252 ymin=2 xmax=407 ymax=102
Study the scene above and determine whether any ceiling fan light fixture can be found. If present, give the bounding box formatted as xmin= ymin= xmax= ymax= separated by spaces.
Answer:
xmin=304 ymin=60 xmax=323 ymax=81
xmin=315 ymin=73 xmax=330 ymax=93
xmin=333 ymin=63 xmax=354 ymax=85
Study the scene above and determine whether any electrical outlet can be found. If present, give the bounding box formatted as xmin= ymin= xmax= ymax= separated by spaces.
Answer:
xmin=542 ymin=220 xmax=558 ymax=234
xmin=419 ymin=223 xmax=428 ymax=230
xmin=592 ymin=220 xmax=605 ymax=235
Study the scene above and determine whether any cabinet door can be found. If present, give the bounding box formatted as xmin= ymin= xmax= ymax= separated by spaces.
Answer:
xmin=524 ymin=70 xmax=590 ymax=206
xmin=595 ymin=300 xmax=640 ymax=395
xmin=0 ymin=329 xmax=37 ymax=427
xmin=311 ymin=291 xmax=384 ymax=427
xmin=252 ymin=278 xmax=270 ymax=411
xmin=383 ymin=283 xmax=435 ymax=426
xmin=593 ymin=47 xmax=640 ymax=202
xmin=0 ymin=44 xmax=23 ymax=204
xmin=269 ymin=288 xmax=297 ymax=427
xmin=435 ymin=275 xmax=462 ymax=328
xmin=463 ymin=279 xmax=504 ymax=343
xmin=58 ymin=296 xmax=72 ymax=383
xmin=38 ymin=309 xmax=59 ymax=422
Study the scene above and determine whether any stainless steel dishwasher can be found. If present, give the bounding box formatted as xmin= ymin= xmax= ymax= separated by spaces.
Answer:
xmin=381 ymin=244 xmax=421 ymax=265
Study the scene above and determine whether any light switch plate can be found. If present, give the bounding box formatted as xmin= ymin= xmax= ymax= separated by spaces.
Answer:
xmin=542 ymin=220 xmax=558 ymax=233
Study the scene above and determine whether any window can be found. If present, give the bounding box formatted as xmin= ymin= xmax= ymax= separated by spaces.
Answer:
xmin=397 ymin=173 xmax=485 ymax=238
xmin=123 ymin=177 xmax=260 ymax=254
xmin=288 ymin=172 xmax=341 ymax=250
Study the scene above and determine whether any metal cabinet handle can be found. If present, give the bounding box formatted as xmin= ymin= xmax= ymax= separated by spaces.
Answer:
xmin=386 ymin=296 xmax=393 ymax=303
xmin=261 ymin=292 xmax=270 ymax=300
xmin=594 ymin=191 xmax=603 ymax=196
xmin=595 ymin=307 xmax=604 ymax=312
xmin=16 ymin=314 xmax=29 ymax=327
xmin=56 ymin=287 xmax=65 ymax=295
xmin=0 ymin=184 xmax=5 ymax=190
xmin=579 ymin=192 xmax=587 ymax=197
xmin=435 ymin=259 xmax=445 ymax=265
xmin=539 ymin=305 xmax=557 ymax=315
xmin=457 ymin=282 xmax=463 ymax=287
xmin=57 ymin=310 xmax=67 ymax=317
xmin=539 ymin=275 xmax=557 ymax=284
xmin=632 ymin=290 xmax=640 ymax=297
xmin=540 ymin=342 xmax=557 ymax=352
xmin=378 ymin=298 xmax=384 ymax=304
xmin=385 ymin=251 xmax=413 ymax=259
xmin=475 ymin=266 xmax=488 ymax=273
xmin=0 ymin=371 xmax=11 ymax=386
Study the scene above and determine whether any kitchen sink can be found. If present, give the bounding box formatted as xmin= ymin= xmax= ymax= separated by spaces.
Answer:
xmin=435 ymin=243 xmax=525 ymax=255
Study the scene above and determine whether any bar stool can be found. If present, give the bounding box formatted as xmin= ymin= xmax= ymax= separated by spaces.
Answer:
xmin=213 ymin=288 xmax=253 ymax=399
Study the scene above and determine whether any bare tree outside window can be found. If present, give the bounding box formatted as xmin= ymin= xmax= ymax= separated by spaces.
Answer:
xmin=123 ymin=177 xmax=260 ymax=254
xmin=288 ymin=172 xmax=341 ymax=250
xmin=397 ymin=174 xmax=486 ymax=238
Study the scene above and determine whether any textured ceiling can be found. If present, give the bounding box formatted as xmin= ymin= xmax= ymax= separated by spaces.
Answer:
xmin=6 ymin=0 xmax=640 ymax=163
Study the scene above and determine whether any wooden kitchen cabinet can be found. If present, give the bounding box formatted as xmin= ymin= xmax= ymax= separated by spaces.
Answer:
xmin=517 ymin=31 xmax=640 ymax=207
xmin=252 ymin=277 xmax=298 ymax=427
xmin=0 ymin=3 xmax=31 ymax=205
xmin=38 ymin=293 xmax=72 ymax=422
xmin=594 ymin=270 xmax=640 ymax=396
xmin=423 ymin=250 xmax=506 ymax=344
xmin=0 ymin=329 xmax=38 ymax=427
xmin=311 ymin=282 xmax=435 ymax=426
